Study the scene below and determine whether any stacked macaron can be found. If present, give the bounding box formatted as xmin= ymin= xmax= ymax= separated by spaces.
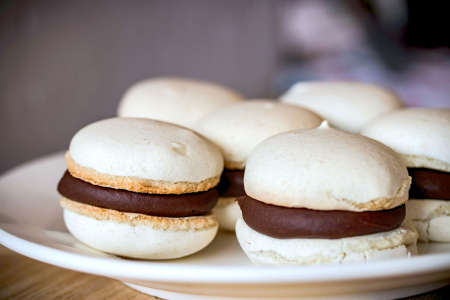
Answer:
xmin=280 ymin=81 xmax=403 ymax=133
xmin=117 ymin=77 xmax=243 ymax=129
xmin=194 ymin=100 xmax=323 ymax=230
xmin=57 ymin=77 xmax=431 ymax=266
xmin=57 ymin=118 xmax=223 ymax=259
xmin=236 ymin=122 xmax=418 ymax=265
xmin=362 ymin=108 xmax=450 ymax=242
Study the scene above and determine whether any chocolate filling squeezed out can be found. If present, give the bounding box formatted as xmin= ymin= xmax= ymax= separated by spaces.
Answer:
xmin=408 ymin=168 xmax=450 ymax=200
xmin=217 ymin=169 xmax=245 ymax=197
xmin=238 ymin=196 xmax=405 ymax=239
xmin=57 ymin=171 xmax=218 ymax=217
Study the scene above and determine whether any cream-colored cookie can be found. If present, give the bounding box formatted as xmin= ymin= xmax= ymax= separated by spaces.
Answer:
xmin=117 ymin=77 xmax=243 ymax=129
xmin=212 ymin=197 xmax=242 ymax=231
xmin=68 ymin=118 xmax=223 ymax=194
xmin=361 ymin=108 xmax=450 ymax=172
xmin=235 ymin=218 xmax=418 ymax=265
xmin=406 ymin=199 xmax=450 ymax=242
xmin=280 ymin=81 xmax=403 ymax=133
xmin=244 ymin=121 xmax=410 ymax=211
xmin=195 ymin=100 xmax=322 ymax=169
xmin=61 ymin=198 xmax=218 ymax=259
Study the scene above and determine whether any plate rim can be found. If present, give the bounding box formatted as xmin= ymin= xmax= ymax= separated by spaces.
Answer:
xmin=2 ymin=226 xmax=450 ymax=284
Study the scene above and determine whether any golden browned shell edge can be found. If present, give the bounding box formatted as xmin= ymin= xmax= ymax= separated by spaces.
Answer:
xmin=402 ymin=154 xmax=450 ymax=173
xmin=224 ymin=160 xmax=245 ymax=170
xmin=60 ymin=197 xmax=218 ymax=231
xmin=65 ymin=152 xmax=220 ymax=194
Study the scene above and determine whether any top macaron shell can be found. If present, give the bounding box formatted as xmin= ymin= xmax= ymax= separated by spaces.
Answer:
xmin=280 ymin=81 xmax=403 ymax=133
xmin=244 ymin=122 xmax=411 ymax=211
xmin=361 ymin=108 xmax=450 ymax=172
xmin=117 ymin=78 xmax=243 ymax=129
xmin=69 ymin=118 xmax=223 ymax=183
xmin=194 ymin=100 xmax=323 ymax=169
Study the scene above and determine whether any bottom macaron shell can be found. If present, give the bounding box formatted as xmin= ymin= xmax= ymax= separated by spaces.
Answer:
xmin=61 ymin=200 xmax=218 ymax=259
xmin=406 ymin=199 xmax=450 ymax=242
xmin=235 ymin=218 xmax=418 ymax=265
xmin=212 ymin=197 xmax=242 ymax=231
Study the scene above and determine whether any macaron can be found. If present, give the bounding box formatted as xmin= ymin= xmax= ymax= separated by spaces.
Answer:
xmin=194 ymin=100 xmax=323 ymax=230
xmin=280 ymin=81 xmax=403 ymax=133
xmin=362 ymin=108 xmax=450 ymax=242
xmin=57 ymin=118 xmax=223 ymax=259
xmin=236 ymin=122 xmax=418 ymax=265
xmin=117 ymin=77 xmax=243 ymax=129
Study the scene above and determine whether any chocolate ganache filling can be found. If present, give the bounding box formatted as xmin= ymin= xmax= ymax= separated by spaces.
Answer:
xmin=216 ymin=169 xmax=245 ymax=197
xmin=238 ymin=196 xmax=405 ymax=239
xmin=408 ymin=168 xmax=450 ymax=200
xmin=57 ymin=171 xmax=218 ymax=217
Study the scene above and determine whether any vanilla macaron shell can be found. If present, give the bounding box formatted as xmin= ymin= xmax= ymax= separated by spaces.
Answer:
xmin=406 ymin=200 xmax=450 ymax=242
xmin=235 ymin=218 xmax=417 ymax=265
xmin=117 ymin=78 xmax=243 ymax=129
xmin=244 ymin=122 xmax=411 ymax=211
xmin=195 ymin=100 xmax=322 ymax=231
xmin=361 ymin=108 xmax=450 ymax=172
xmin=280 ymin=81 xmax=403 ymax=133
xmin=61 ymin=198 xmax=218 ymax=259
xmin=195 ymin=100 xmax=323 ymax=169
xmin=212 ymin=197 xmax=243 ymax=231
xmin=68 ymin=118 xmax=223 ymax=194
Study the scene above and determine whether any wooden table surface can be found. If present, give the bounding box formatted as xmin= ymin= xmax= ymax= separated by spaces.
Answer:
xmin=0 ymin=245 xmax=448 ymax=299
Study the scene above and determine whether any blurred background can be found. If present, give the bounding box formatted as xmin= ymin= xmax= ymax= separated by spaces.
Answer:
xmin=1 ymin=0 xmax=449 ymax=173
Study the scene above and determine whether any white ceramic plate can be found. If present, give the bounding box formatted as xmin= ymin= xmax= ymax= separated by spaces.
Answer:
xmin=1 ymin=153 xmax=449 ymax=299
